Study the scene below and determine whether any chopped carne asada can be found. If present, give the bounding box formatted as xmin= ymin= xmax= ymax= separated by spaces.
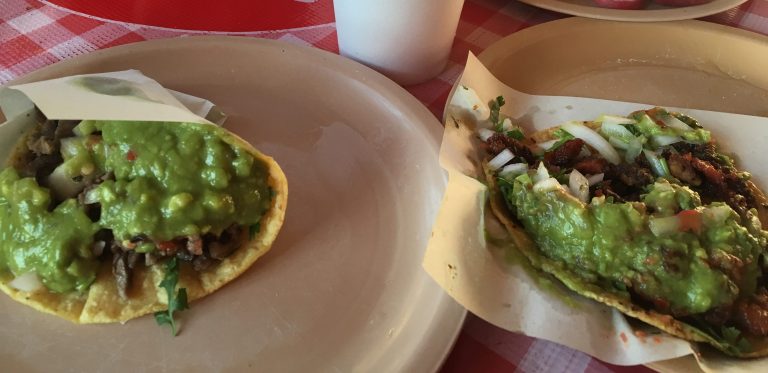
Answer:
xmin=485 ymin=132 xmax=536 ymax=164
xmin=543 ymin=138 xmax=585 ymax=169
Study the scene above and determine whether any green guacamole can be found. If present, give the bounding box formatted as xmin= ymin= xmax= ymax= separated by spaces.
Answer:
xmin=76 ymin=120 xmax=271 ymax=242
xmin=503 ymin=175 xmax=765 ymax=315
xmin=0 ymin=120 xmax=271 ymax=293
xmin=0 ymin=168 xmax=99 ymax=293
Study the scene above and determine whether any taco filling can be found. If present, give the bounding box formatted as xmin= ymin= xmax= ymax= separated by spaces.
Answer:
xmin=473 ymin=98 xmax=768 ymax=356
xmin=0 ymin=117 xmax=286 ymax=324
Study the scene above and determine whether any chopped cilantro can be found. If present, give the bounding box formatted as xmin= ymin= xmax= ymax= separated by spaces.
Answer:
xmin=506 ymin=129 xmax=525 ymax=140
xmin=721 ymin=326 xmax=752 ymax=353
xmin=549 ymin=128 xmax=575 ymax=151
xmin=154 ymin=257 xmax=189 ymax=336
xmin=550 ymin=169 xmax=569 ymax=184
xmin=692 ymin=319 xmax=752 ymax=354
xmin=674 ymin=113 xmax=702 ymax=129
xmin=489 ymin=96 xmax=505 ymax=132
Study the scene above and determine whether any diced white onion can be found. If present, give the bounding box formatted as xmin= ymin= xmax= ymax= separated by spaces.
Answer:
xmin=652 ymin=135 xmax=683 ymax=147
xmin=586 ymin=173 xmax=604 ymax=186
xmin=478 ymin=128 xmax=495 ymax=142
xmin=488 ymin=149 xmax=514 ymax=170
xmin=59 ymin=138 xmax=79 ymax=158
xmin=703 ymin=205 xmax=734 ymax=225
xmin=501 ymin=118 xmax=514 ymax=131
xmin=533 ymin=162 xmax=550 ymax=183
xmin=533 ymin=177 xmax=563 ymax=193
xmin=499 ymin=163 xmax=528 ymax=178
xmin=9 ymin=272 xmax=43 ymax=292
xmin=661 ymin=115 xmax=692 ymax=132
xmin=599 ymin=115 xmax=636 ymax=126
xmin=643 ymin=149 xmax=669 ymax=177
xmin=46 ymin=164 xmax=85 ymax=201
xmin=562 ymin=121 xmax=621 ymax=165
xmin=535 ymin=139 xmax=558 ymax=152
xmin=649 ymin=215 xmax=680 ymax=237
xmin=82 ymin=188 xmax=100 ymax=205
xmin=450 ymin=86 xmax=490 ymax=122
xmin=569 ymin=169 xmax=590 ymax=203
xmin=600 ymin=122 xmax=635 ymax=141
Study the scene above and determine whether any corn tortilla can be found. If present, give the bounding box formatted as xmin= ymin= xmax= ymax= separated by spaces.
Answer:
xmin=0 ymin=124 xmax=288 ymax=323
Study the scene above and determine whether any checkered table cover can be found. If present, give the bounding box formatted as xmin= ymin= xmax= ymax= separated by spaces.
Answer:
xmin=2 ymin=1 xmax=768 ymax=372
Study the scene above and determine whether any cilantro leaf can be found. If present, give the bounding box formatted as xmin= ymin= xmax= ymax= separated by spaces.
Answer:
xmin=154 ymin=257 xmax=189 ymax=336
xmin=674 ymin=113 xmax=702 ymax=129
xmin=549 ymin=128 xmax=575 ymax=151
xmin=489 ymin=96 xmax=505 ymax=132
xmin=550 ymin=169 xmax=569 ymax=184
xmin=487 ymin=95 xmax=526 ymax=140
xmin=721 ymin=326 xmax=752 ymax=352
xmin=506 ymin=129 xmax=525 ymax=140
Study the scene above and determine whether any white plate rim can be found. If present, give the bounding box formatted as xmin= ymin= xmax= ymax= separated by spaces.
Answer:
xmin=519 ymin=0 xmax=748 ymax=22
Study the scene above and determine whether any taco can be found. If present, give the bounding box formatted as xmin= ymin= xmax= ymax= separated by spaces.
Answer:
xmin=478 ymin=103 xmax=768 ymax=357
xmin=0 ymin=117 xmax=287 ymax=325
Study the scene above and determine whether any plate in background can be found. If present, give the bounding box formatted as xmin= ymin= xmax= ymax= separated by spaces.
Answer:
xmin=478 ymin=18 xmax=768 ymax=116
xmin=520 ymin=0 xmax=747 ymax=22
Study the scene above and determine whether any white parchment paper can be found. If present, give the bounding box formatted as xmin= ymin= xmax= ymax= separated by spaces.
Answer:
xmin=423 ymin=53 xmax=768 ymax=369
xmin=0 ymin=70 xmax=224 ymax=163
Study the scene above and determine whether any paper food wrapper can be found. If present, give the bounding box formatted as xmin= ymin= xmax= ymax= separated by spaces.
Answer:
xmin=0 ymin=70 xmax=226 ymax=163
xmin=423 ymin=53 xmax=768 ymax=371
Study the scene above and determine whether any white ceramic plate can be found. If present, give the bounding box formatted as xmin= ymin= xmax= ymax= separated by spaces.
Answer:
xmin=0 ymin=37 xmax=465 ymax=372
xmin=520 ymin=0 xmax=747 ymax=22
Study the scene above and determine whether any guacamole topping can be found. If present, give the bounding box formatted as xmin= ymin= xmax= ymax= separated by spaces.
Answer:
xmin=0 ymin=168 xmax=99 ymax=293
xmin=504 ymin=175 xmax=764 ymax=315
xmin=76 ymin=120 xmax=271 ymax=242
xmin=0 ymin=120 xmax=271 ymax=294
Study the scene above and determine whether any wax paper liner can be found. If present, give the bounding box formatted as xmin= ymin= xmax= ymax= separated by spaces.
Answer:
xmin=0 ymin=69 xmax=226 ymax=163
xmin=422 ymin=53 xmax=768 ymax=370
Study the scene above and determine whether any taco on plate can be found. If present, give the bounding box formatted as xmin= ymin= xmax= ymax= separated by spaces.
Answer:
xmin=478 ymin=103 xmax=768 ymax=357
xmin=0 ymin=117 xmax=287 ymax=325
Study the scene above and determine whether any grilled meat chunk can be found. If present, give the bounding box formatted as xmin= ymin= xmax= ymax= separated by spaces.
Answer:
xmin=544 ymin=139 xmax=585 ymax=169
xmin=208 ymin=225 xmax=245 ymax=259
xmin=486 ymin=133 xmax=536 ymax=164
xmin=667 ymin=152 xmax=702 ymax=186
xmin=112 ymin=250 xmax=131 ymax=300
xmin=734 ymin=288 xmax=768 ymax=337
xmin=574 ymin=157 xmax=608 ymax=175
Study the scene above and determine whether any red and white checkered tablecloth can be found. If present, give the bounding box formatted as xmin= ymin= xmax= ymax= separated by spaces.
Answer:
xmin=2 ymin=1 xmax=768 ymax=372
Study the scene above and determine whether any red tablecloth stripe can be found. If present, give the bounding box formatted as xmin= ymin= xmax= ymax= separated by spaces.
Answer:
xmin=2 ymin=1 xmax=768 ymax=372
